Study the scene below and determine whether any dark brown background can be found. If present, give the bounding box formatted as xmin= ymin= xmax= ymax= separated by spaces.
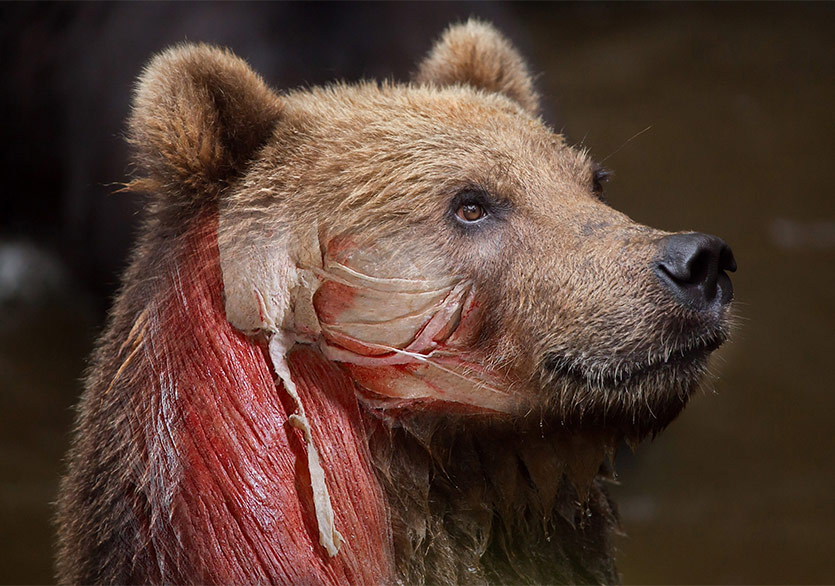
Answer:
xmin=1 ymin=2 xmax=832 ymax=583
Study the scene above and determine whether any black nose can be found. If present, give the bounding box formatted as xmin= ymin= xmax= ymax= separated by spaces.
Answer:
xmin=656 ymin=233 xmax=736 ymax=310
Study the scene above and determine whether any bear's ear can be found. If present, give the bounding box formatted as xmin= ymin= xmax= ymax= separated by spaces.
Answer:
xmin=129 ymin=44 xmax=282 ymax=198
xmin=414 ymin=19 xmax=540 ymax=115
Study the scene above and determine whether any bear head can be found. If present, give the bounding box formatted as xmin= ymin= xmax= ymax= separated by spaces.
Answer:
xmin=129 ymin=20 xmax=735 ymax=444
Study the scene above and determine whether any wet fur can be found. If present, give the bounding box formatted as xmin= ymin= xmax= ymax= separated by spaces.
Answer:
xmin=368 ymin=414 xmax=622 ymax=584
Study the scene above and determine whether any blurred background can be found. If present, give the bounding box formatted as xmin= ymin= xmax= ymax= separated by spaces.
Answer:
xmin=1 ymin=2 xmax=832 ymax=583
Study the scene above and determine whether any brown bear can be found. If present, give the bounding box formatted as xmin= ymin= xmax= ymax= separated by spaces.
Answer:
xmin=56 ymin=19 xmax=735 ymax=585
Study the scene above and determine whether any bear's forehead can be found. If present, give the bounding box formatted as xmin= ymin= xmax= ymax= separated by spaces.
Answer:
xmin=280 ymin=83 xmax=591 ymax=189
xmin=286 ymin=83 xmax=556 ymax=146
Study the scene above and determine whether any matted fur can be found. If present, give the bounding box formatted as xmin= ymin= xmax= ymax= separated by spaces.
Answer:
xmin=56 ymin=19 xmax=733 ymax=585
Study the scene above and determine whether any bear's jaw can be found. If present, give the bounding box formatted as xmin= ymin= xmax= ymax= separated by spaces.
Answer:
xmin=542 ymin=328 xmax=726 ymax=388
xmin=536 ymin=326 xmax=729 ymax=439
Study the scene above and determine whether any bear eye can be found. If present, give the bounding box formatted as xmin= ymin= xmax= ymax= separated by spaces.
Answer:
xmin=450 ymin=189 xmax=493 ymax=225
xmin=592 ymin=167 xmax=610 ymax=202
xmin=457 ymin=202 xmax=486 ymax=222
xmin=450 ymin=188 xmax=508 ymax=228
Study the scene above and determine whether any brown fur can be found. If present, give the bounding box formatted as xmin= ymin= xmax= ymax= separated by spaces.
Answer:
xmin=415 ymin=19 xmax=540 ymax=115
xmin=57 ymin=20 xmax=732 ymax=584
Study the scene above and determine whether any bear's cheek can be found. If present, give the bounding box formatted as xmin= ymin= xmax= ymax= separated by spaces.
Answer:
xmin=312 ymin=265 xmax=526 ymax=414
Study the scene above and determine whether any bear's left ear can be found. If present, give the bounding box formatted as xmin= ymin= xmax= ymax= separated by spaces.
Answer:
xmin=415 ymin=19 xmax=540 ymax=115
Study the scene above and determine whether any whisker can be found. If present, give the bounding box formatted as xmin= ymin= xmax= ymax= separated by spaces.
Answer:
xmin=600 ymin=125 xmax=653 ymax=163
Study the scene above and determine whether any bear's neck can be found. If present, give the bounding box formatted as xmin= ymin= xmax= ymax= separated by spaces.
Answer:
xmin=364 ymin=410 xmax=622 ymax=584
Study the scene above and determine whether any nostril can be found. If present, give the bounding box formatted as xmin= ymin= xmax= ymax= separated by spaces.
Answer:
xmin=656 ymin=233 xmax=735 ymax=310
xmin=719 ymin=243 xmax=737 ymax=273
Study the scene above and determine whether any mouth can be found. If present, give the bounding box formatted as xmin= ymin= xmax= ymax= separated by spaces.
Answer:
xmin=542 ymin=331 xmax=726 ymax=389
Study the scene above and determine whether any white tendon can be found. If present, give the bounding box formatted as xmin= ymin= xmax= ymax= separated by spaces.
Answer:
xmin=269 ymin=332 xmax=344 ymax=557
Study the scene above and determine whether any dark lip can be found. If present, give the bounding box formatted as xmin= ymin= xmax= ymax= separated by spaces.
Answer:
xmin=542 ymin=333 xmax=726 ymax=387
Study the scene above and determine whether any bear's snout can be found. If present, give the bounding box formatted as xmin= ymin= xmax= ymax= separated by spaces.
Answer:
xmin=655 ymin=232 xmax=736 ymax=312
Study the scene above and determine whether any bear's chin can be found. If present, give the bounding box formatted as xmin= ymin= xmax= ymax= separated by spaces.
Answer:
xmin=539 ymin=337 xmax=724 ymax=440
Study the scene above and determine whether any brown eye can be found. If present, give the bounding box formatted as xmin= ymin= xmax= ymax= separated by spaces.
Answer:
xmin=457 ymin=203 xmax=485 ymax=222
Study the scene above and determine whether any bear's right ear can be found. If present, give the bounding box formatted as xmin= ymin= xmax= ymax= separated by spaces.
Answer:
xmin=129 ymin=44 xmax=282 ymax=198
xmin=415 ymin=19 xmax=540 ymax=115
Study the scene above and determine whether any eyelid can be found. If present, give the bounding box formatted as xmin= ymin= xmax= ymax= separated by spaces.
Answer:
xmin=451 ymin=189 xmax=489 ymax=212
